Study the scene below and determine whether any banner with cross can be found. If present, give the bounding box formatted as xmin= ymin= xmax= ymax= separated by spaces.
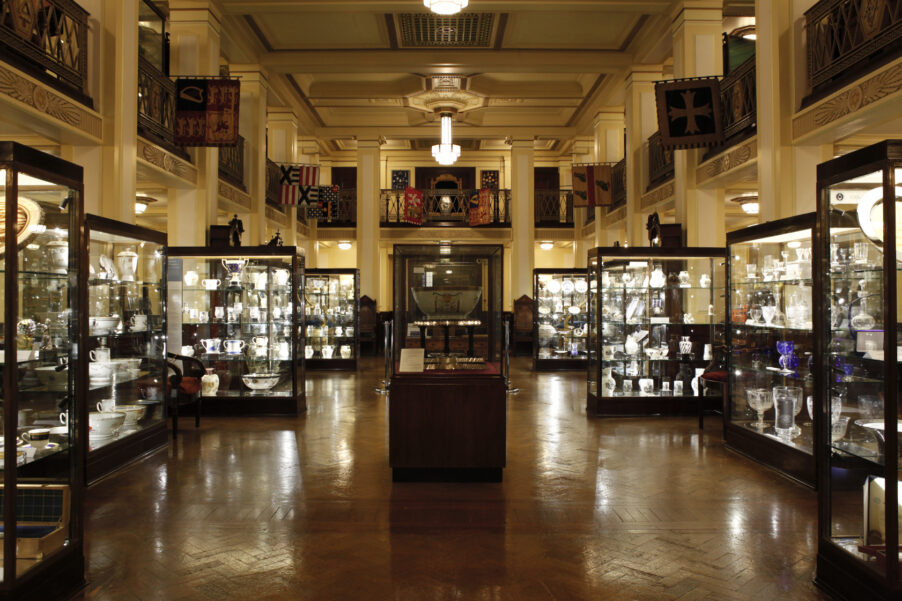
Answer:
xmin=654 ymin=77 xmax=723 ymax=149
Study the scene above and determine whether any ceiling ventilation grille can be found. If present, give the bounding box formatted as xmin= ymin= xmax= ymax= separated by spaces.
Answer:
xmin=397 ymin=13 xmax=494 ymax=48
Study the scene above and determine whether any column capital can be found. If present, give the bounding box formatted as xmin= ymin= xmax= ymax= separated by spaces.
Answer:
xmin=625 ymin=68 xmax=663 ymax=87
xmin=669 ymin=0 xmax=723 ymax=23
xmin=168 ymin=0 xmax=222 ymax=28
xmin=570 ymin=137 xmax=594 ymax=157
xmin=267 ymin=108 xmax=298 ymax=127
xmin=229 ymin=65 xmax=270 ymax=88
xmin=357 ymin=138 xmax=383 ymax=150
xmin=508 ymin=138 xmax=534 ymax=150
xmin=593 ymin=110 xmax=625 ymax=128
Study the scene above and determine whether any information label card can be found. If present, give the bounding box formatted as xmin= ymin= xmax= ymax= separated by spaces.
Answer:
xmin=398 ymin=348 xmax=425 ymax=373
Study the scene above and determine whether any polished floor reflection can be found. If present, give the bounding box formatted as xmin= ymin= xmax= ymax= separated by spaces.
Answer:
xmin=73 ymin=358 xmax=831 ymax=601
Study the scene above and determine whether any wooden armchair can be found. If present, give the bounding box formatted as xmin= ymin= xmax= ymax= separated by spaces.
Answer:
xmin=359 ymin=295 xmax=378 ymax=355
xmin=513 ymin=295 xmax=535 ymax=357
xmin=165 ymin=352 xmax=204 ymax=438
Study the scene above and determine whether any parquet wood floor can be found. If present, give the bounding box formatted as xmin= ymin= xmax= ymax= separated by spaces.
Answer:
xmin=70 ymin=358 xmax=834 ymax=601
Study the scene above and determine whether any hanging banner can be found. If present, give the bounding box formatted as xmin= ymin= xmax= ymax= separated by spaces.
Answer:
xmin=468 ymin=188 xmax=493 ymax=226
xmin=654 ymin=77 xmax=723 ymax=149
xmin=175 ymin=77 xmax=240 ymax=146
xmin=279 ymin=164 xmax=320 ymax=206
xmin=402 ymin=187 xmax=424 ymax=225
xmin=572 ymin=164 xmax=612 ymax=207
xmin=320 ymin=185 xmax=340 ymax=220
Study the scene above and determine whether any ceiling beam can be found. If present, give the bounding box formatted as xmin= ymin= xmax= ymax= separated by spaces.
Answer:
xmin=313 ymin=125 xmax=578 ymax=139
xmin=222 ymin=1 xmax=670 ymax=14
xmin=262 ymin=49 xmax=634 ymax=74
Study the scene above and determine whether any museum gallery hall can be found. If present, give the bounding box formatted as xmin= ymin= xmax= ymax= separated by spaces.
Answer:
xmin=1 ymin=0 xmax=900 ymax=600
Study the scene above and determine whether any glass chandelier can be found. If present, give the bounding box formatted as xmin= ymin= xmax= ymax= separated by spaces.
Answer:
xmin=431 ymin=113 xmax=461 ymax=165
xmin=424 ymin=0 xmax=468 ymax=15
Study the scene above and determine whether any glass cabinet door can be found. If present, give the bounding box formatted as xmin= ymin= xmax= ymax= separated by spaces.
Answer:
xmin=587 ymin=256 xmax=599 ymax=400
xmin=725 ymin=217 xmax=817 ymax=485
xmin=85 ymin=219 xmax=166 ymax=463
xmin=534 ymin=269 xmax=588 ymax=369
xmin=304 ymin=269 xmax=359 ymax=369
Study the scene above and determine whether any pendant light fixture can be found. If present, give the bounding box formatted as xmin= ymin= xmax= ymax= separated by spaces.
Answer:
xmin=431 ymin=112 xmax=461 ymax=165
xmin=424 ymin=0 xmax=468 ymax=15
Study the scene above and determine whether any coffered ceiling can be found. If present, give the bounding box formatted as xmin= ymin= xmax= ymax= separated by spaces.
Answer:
xmin=218 ymin=1 xmax=747 ymax=156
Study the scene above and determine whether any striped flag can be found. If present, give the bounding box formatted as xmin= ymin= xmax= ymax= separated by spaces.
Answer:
xmin=279 ymin=164 xmax=320 ymax=206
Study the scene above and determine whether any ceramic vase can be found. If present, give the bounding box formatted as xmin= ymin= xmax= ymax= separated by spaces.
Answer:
xmin=201 ymin=368 xmax=219 ymax=396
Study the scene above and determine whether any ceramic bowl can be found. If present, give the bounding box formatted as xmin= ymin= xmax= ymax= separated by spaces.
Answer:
xmin=88 ymin=411 xmax=126 ymax=437
xmin=34 ymin=365 xmax=69 ymax=390
xmin=115 ymin=404 xmax=147 ymax=426
xmin=241 ymin=373 xmax=280 ymax=391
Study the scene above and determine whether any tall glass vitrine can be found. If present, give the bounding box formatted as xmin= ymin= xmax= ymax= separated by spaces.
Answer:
xmin=533 ymin=268 xmax=588 ymax=370
xmin=587 ymin=247 xmax=726 ymax=417
xmin=815 ymin=140 xmax=902 ymax=601
xmin=304 ymin=268 xmax=359 ymax=370
xmin=1 ymin=143 xmax=85 ymax=600
xmin=725 ymin=214 xmax=817 ymax=487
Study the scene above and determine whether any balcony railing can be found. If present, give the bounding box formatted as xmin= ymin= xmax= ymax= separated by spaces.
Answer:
xmin=315 ymin=188 xmax=356 ymax=227
xmin=265 ymin=158 xmax=283 ymax=210
xmin=584 ymin=208 xmax=595 ymax=226
xmin=703 ymin=55 xmax=757 ymax=160
xmin=647 ymin=131 xmax=674 ymax=189
xmin=611 ymin=159 xmax=626 ymax=210
xmin=218 ymin=135 xmax=246 ymax=190
xmin=0 ymin=0 xmax=90 ymax=106
xmin=535 ymin=189 xmax=573 ymax=227
xmin=806 ymin=0 xmax=902 ymax=100
xmin=380 ymin=189 xmax=511 ymax=227
xmin=137 ymin=55 xmax=179 ymax=152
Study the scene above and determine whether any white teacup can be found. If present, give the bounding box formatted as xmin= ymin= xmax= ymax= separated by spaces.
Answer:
xmin=224 ymin=339 xmax=245 ymax=354
xmin=183 ymin=270 xmax=199 ymax=286
xmin=180 ymin=345 xmax=195 ymax=357
xmin=202 ymin=278 xmax=221 ymax=290
xmin=89 ymin=411 xmax=126 ymax=437
xmin=22 ymin=428 xmax=51 ymax=449
xmin=130 ymin=314 xmax=148 ymax=331
xmin=274 ymin=269 xmax=290 ymax=286
xmin=89 ymin=347 xmax=111 ymax=362
xmin=59 ymin=412 xmax=69 ymax=425
xmin=97 ymin=398 xmax=116 ymax=412
xmin=201 ymin=338 xmax=222 ymax=353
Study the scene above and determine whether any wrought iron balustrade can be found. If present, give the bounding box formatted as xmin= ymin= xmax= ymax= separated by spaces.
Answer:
xmin=584 ymin=208 xmax=595 ymax=226
xmin=380 ymin=188 xmax=511 ymax=226
xmin=535 ymin=189 xmax=573 ymax=226
xmin=719 ymin=55 xmax=756 ymax=144
xmin=138 ymin=56 xmax=178 ymax=150
xmin=806 ymin=0 xmax=902 ymax=97
xmin=218 ymin=135 xmax=245 ymax=190
xmin=265 ymin=158 xmax=283 ymax=211
xmin=611 ymin=159 xmax=626 ymax=210
xmin=0 ymin=0 xmax=90 ymax=105
xmin=647 ymin=131 xmax=674 ymax=189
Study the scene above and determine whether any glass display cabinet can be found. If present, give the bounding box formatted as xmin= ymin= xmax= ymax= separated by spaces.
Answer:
xmin=725 ymin=214 xmax=817 ymax=487
xmin=83 ymin=216 xmax=167 ymax=483
xmin=815 ymin=140 xmax=902 ymax=601
xmin=167 ymin=247 xmax=305 ymax=415
xmin=533 ymin=268 xmax=588 ymax=370
xmin=1 ymin=143 xmax=85 ymax=600
xmin=586 ymin=247 xmax=726 ymax=417
xmin=393 ymin=244 xmax=504 ymax=364
xmin=304 ymin=269 xmax=359 ymax=370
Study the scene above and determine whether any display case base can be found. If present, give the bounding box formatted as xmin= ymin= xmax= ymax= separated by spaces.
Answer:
xmin=199 ymin=392 xmax=305 ymax=416
xmin=0 ymin=543 xmax=84 ymax=601
xmin=534 ymin=357 xmax=586 ymax=371
xmin=306 ymin=358 xmax=357 ymax=371
xmin=392 ymin=467 xmax=502 ymax=483
xmin=390 ymin=366 xmax=506 ymax=477
xmin=587 ymin=393 xmax=720 ymax=417
xmin=87 ymin=422 xmax=168 ymax=485
xmin=724 ymin=423 xmax=815 ymax=488
xmin=816 ymin=542 xmax=893 ymax=601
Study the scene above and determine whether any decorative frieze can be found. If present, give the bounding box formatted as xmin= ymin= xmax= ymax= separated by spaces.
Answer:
xmin=218 ymin=181 xmax=252 ymax=211
xmin=138 ymin=139 xmax=196 ymax=183
xmin=640 ymin=182 xmax=675 ymax=210
xmin=697 ymin=138 xmax=757 ymax=184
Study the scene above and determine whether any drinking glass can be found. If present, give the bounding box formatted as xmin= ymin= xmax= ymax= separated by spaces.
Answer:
xmin=773 ymin=386 xmax=803 ymax=438
xmin=747 ymin=388 xmax=770 ymax=430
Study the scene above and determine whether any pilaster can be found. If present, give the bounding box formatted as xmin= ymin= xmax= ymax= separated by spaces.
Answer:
xmin=591 ymin=113 xmax=624 ymax=247
xmin=231 ymin=66 xmax=269 ymax=246
xmin=356 ymin=139 xmax=381 ymax=300
xmin=625 ymin=69 xmax=662 ymax=245
xmin=267 ymin=109 xmax=299 ymax=247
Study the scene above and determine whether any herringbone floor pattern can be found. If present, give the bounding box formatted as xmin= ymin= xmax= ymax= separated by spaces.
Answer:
xmin=71 ymin=358 xmax=833 ymax=601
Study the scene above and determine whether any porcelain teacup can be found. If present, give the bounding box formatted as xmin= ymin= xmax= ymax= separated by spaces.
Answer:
xmin=22 ymin=428 xmax=51 ymax=449
xmin=89 ymin=347 xmax=111 ymax=362
xmin=180 ymin=345 xmax=195 ymax=357
xmin=224 ymin=339 xmax=245 ymax=354
xmin=183 ymin=270 xmax=199 ymax=286
xmin=201 ymin=338 xmax=222 ymax=353
xmin=96 ymin=398 xmax=116 ymax=412
xmin=202 ymin=278 xmax=221 ymax=290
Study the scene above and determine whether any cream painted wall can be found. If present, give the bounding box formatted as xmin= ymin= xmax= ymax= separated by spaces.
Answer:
xmin=316 ymin=243 xmax=357 ymax=269
xmin=535 ymin=246 xmax=576 ymax=269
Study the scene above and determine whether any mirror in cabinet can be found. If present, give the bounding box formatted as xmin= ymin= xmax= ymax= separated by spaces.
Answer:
xmin=586 ymin=247 xmax=726 ymax=417
xmin=83 ymin=216 xmax=167 ymax=483
xmin=1 ymin=143 xmax=86 ymax=599
xmin=168 ymin=247 xmax=305 ymax=415
xmin=815 ymin=140 xmax=902 ymax=601
xmin=304 ymin=268 xmax=359 ymax=370
xmin=724 ymin=214 xmax=817 ymax=486
xmin=533 ymin=268 xmax=588 ymax=370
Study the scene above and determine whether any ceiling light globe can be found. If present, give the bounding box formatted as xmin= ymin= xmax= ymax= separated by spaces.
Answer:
xmin=424 ymin=0 xmax=468 ymax=15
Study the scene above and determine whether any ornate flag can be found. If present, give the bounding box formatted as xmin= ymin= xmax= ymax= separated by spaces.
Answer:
xmin=307 ymin=202 xmax=325 ymax=220
xmin=654 ymin=77 xmax=723 ymax=149
xmin=402 ymin=187 xmax=424 ymax=225
xmin=320 ymin=185 xmax=340 ymax=220
xmin=572 ymin=164 xmax=612 ymax=207
xmin=175 ymin=78 xmax=240 ymax=146
xmin=391 ymin=170 xmax=410 ymax=190
xmin=468 ymin=188 xmax=493 ymax=226
xmin=480 ymin=170 xmax=499 ymax=190
xmin=279 ymin=164 xmax=320 ymax=207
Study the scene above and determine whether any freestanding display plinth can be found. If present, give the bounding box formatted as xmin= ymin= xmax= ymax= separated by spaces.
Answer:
xmin=389 ymin=364 xmax=506 ymax=482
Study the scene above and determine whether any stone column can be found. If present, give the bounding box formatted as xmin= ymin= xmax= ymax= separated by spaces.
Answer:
xmin=267 ymin=109 xmax=299 ymax=246
xmin=510 ymin=138 xmax=535 ymax=305
xmin=356 ymin=139 xmax=381 ymax=300
xmin=625 ymin=68 xmax=663 ymax=245
xmin=99 ymin=0 xmax=139 ymax=223
xmin=671 ymin=0 xmax=723 ymax=246
xmin=167 ymin=0 xmax=221 ymax=246
xmin=231 ymin=65 xmax=268 ymax=246
xmin=591 ymin=113 xmax=624 ymax=247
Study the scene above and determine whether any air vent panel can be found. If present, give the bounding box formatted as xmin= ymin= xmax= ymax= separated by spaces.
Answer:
xmin=397 ymin=13 xmax=494 ymax=48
